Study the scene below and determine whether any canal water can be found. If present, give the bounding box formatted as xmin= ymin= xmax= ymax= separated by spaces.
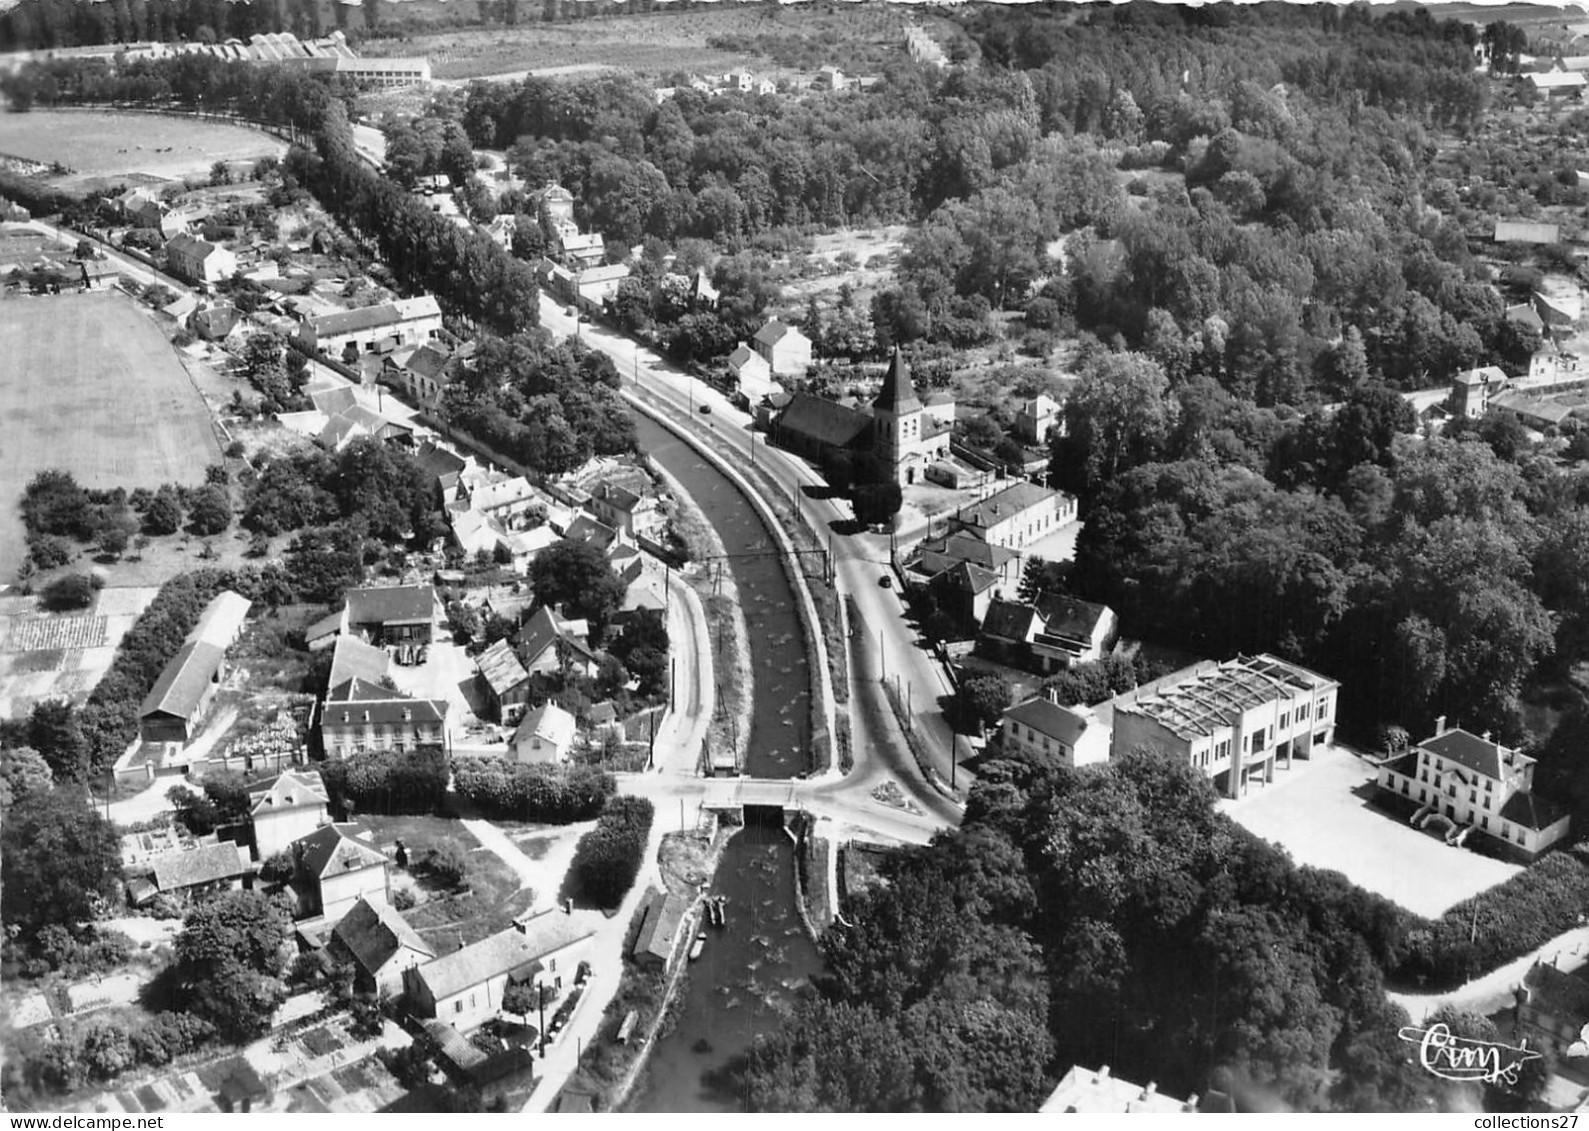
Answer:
xmin=628 ymin=413 xmax=822 ymax=1111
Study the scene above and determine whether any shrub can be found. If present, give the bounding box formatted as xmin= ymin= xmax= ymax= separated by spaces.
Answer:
xmin=565 ymin=797 xmax=654 ymax=909
xmin=392 ymin=887 xmax=416 ymax=911
xmin=425 ymin=842 xmax=468 ymax=889
xmin=41 ymin=573 xmax=97 ymax=611
xmin=27 ymin=534 xmax=72 ymax=569
xmin=1395 ymin=846 xmax=1589 ymax=989
xmin=319 ymin=748 xmax=450 ymax=816
xmin=452 ymin=759 xmax=615 ymax=822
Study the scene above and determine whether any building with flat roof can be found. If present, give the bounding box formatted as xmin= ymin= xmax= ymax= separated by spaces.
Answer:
xmin=1105 ymin=653 xmax=1339 ymax=799
xmin=1040 ymin=1065 xmax=1198 ymax=1114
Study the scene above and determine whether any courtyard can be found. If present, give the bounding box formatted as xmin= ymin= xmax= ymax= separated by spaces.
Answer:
xmin=1221 ymin=744 xmax=1523 ymax=920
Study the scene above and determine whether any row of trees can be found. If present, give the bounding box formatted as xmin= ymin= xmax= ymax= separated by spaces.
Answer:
xmin=452 ymin=760 xmax=616 ymax=822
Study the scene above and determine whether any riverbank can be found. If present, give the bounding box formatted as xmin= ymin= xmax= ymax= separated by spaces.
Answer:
xmin=656 ymin=459 xmax=754 ymax=774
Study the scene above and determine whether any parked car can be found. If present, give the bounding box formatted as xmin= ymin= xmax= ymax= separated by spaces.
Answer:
xmin=879 ymin=575 xmax=893 ymax=589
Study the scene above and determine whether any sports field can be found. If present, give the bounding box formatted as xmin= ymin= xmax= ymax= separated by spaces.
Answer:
xmin=0 ymin=109 xmax=285 ymax=187
xmin=0 ymin=292 xmax=220 ymax=581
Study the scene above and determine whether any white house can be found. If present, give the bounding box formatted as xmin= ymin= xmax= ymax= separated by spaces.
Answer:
xmin=164 ymin=234 xmax=237 ymax=286
xmin=512 ymin=702 xmax=578 ymax=765
xmin=999 ymin=692 xmax=1110 ymax=769
xmin=1014 ymin=394 xmax=1060 ymax=443
xmin=950 ymin=481 xmax=1077 ymax=551
xmin=1375 ymin=717 xmax=1572 ymax=857
xmin=752 ymin=318 xmax=814 ymax=378
xmin=249 ymin=768 xmax=331 ymax=861
xmin=405 ymin=911 xmax=598 ymax=1032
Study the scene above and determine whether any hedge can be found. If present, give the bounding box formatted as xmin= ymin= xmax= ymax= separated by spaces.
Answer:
xmin=1395 ymin=845 xmax=1589 ymax=989
xmin=452 ymin=758 xmax=615 ymax=823
xmin=565 ymin=796 xmax=654 ymax=909
xmin=320 ymin=748 xmax=450 ymax=816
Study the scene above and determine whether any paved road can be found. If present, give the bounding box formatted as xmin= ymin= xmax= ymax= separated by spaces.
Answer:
xmin=540 ymin=297 xmax=969 ymax=808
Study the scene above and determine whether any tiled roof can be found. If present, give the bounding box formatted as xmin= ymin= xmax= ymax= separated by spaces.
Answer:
xmin=914 ymin=533 xmax=1020 ymax=573
xmin=151 ymin=841 xmax=250 ymax=891
xmin=754 ymin=318 xmax=798 ymax=347
xmin=294 ymin=822 xmax=389 ymax=879
xmin=1003 ymin=696 xmax=1095 ymax=746
xmin=955 ymin=482 xmax=1060 ymax=529
xmin=327 ymin=634 xmax=391 ymax=691
xmin=592 ymin=481 xmax=644 ymax=513
xmin=1035 ymin=593 xmax=1111 ymax=642
xmin=517 ymin=606 xmax=598 ymax=669
xmin=416 ymin=914 xmax=597 ymax=1001
xmin=937 ymin=559 xmax=999 ymax=595
xmin=332 ymin=896 xmax=433 ymax=974
xmin=1500 ymin=790 xmax=1570 ymax=831
xmin=477 ymin=638 xmax=530 ymax=697
xmin=138 ymin=640 xmax=225 ymax=721
xmin=346 ymin=585 xmax=436 ymax=627
xmin=873 ymin=348 xmax=922 ymax=415
xmin=981 ymin=598 xmax=1039 ymax=642
xmin=249 ymin=769 xmax=329 ymax=817
xmin=1419 ymin=728 xmax=1524 ymax=782
xmin=513 ymin=702 xmax=577 ymax=751
xmin=322 ymin=678 xmax=447 ymax=726
xmin=633 ymin=891 xmax=690 ymax=962
xmin=774 ymin=392 xmax=873 ymax=450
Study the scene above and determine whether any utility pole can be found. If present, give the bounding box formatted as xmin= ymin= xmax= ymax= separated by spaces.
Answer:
xmin=538 ymin=983 xmax=548 ymax=1057
xmin=671 ymin=658 xmax=677 ymax=713
xmin=648 ymin=709 xmax=656 ymax=770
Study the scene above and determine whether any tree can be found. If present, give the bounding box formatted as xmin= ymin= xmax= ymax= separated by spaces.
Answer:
xmin=41 ymin=573 xmax=97 ymax=612
xmin=853 ymin=482 xmax=904 ymax=527
xmin=0 ymin=745 xmax=53 ymax=808
xmin=956 ymin=674 xmax=1013 ymax=734
xmin=171 ymin=890 xmax=293 ymax=1040
xmin=28 ymin=699 xmax=85 ymax=780
xmin=425 ymin=842 xmax=468 ymax=889
xmin=1 ymin=786 xmax=121 ymax=940
xmin=501 ymin=979 xmax=539 ymax=1017
xmin=529 ymin=540 xmax=627 ymax=634
xmin=186 ymin=485 xmax=232 ymax=536
xmin=1055 ymin=351 xmax=1179 ymax=495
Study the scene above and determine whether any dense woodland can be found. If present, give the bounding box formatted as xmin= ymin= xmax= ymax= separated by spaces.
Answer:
xmin=732 ymin=751 xmax=1560 ymax=1112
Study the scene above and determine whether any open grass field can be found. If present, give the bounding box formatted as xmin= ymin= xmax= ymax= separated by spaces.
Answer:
xmin=0 ymin=109 xmax=285 ymax=190
xmin=0 ymin=292 xmax=221 ymax=583
xmin=366 ymin=3 xmax=916 ymax=80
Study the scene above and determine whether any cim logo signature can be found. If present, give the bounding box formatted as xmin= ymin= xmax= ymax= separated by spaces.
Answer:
xmin=1398 ymin=1024 xmax=1542 ymax=1088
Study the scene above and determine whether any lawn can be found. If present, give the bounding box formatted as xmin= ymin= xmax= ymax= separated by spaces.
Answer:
xmin=361 ymin=814 xmax=534 ymax=951
xmin=0 ymin=292 xmax=221 ymax=582
xmin=1221 ymin=744 xmax=1523 ymax=920
xmin=0 ymin=108 xmax=285 ymax=188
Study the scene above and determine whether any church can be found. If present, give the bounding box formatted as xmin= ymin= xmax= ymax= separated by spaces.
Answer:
xmin=769 ymin=349 xmax=952 ymax=487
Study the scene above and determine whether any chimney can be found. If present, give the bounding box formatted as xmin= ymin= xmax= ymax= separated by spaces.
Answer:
xmin=1098 ymin=1066 xmax=1111 ymax=1080
xmin=1185 ymin=1095 xmax=1200 ymax=1113
xmin=1483 ymin=730 xmax=1493 ymax=744
xmin=563 ymin=897 xmax=574 ymax=914
xmin=1143 ymin=1083 xmax=1158 ymax=1098
xmin=1047 ymin=686 xmax=1060 ymax=705
xmin=1435 ymin=714 xmax=1448 ymax=736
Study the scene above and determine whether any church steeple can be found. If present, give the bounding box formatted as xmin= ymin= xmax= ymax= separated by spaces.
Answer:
xmin=873 ymin=348 xmax=922 ymax=416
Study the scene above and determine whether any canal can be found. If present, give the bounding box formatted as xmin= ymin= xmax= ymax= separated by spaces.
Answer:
xmin=627 ymin=413 xmax=823 ymax=1112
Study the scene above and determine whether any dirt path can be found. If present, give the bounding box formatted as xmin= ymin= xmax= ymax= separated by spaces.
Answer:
xmin=460 ymin=817 xmax=541 ymax=890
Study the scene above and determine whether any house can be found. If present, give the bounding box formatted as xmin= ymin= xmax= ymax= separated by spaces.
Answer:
xmin=950 ymin=481 xmax=1077 ymax=551
xmin=565 ymin=512 xmax=622 ymax=553
xmin=814 ymin=64 xmax=847 ymax=91
xmin=190 ymin=302 xmax=240 ymax=341
xmin=294 ymin=295 xmax=443 ymax=356
xmin=512 ymin=702 xmax=578 ymax=765
xmin=728 ymin=341 xmax=775 ymax=401
xmin=414 ymin=441 xmax=470 ymax=506
xmin=1489 ymin=389 xmax=1576 ymax=431
xmin=927 ymin=560 xmax=1001 ymax=631
xmin=1513 ymin=958 xmax=1589 ymax=1059
xmin=333 ymin=55 xmax=432 ymax=87
xmin=405 ymin=910 xmax=598 ymax=1032
xmin=1535 ymin=278 xmax=1584 ymax=328
xmin=905 ymin=531 xmax=1021 ymax=591
xmin=1105 ymin=653 xmax=1340 ymax=799
xmin=164 ymin=234 xmax=237 ymax=286
xmin=587 ymin=481 xmax=661 ymax=538
xmin=291 ymin=822 xmax=391 ymax=924
xmin=980 ymin=593 xmax=1117 ymax=673
xmin=464 ymin=475 xmax=540 ymax=522
xmin=1040 ymin=1065 xmax=1199 ymax=1114
xmin=138 ymin=840 xmax=252 ymax=905
xmin=574 ymin=263 xmax=629 ymax=310
xmin=319 ymin=679 xmax=448 ymax=760
xmin=306 ymin=608 xmax=347 ymax=652
xmin=1507 ymin=302 xmax=1547 ymax=334
xmin=516 ymin=606 xmax=600 ymax=678
xmin=1525 ymin=70 xmax=1587 ymax=98
xmin=79 ymin=259 xmax=118 ymax=290
xmin=1495 ymin=219 xmax=1563 ymax=244
xmin=329 ymin=896 xmax=435 ymax=998
xmin=1451 ymin=366 xmax=1504 ymax=418
xmin=1000 ymin=692 xmax=1110 ymax=769
xmin=327 ymin=632 xmax=393 ymax=691
xmin=752 ymin=318 xmax=814 ymax=378
xmin=388 ymin=341 xmax=456 ymax=409
xmin=345 ymin=584 xmax=438 ymax=647
xmin=137 ymin=591 xmax=251 ymax=745
xmin=1014 ymin=394 xmax=1060 ymax=443
xmin=476 ymin=638 xmax=531 ymax=724
xmin=631 ymin=889 xmax=692 ymax=969
xmin=249 ymin=768 xmax=331 ymax=860
xmin=127 ymin=197 xmax=188 ymax=238
xmin=1374 ymin=717 xmax=1571 ymax=857
xmin=690 ymin=268 xmax=719 ymax=309
xmin=559 ymin=232 xmax=608 ymax=269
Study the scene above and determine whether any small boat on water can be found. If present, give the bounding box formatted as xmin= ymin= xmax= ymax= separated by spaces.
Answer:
xmin=689 ymin=932 xmax=707 ymax=961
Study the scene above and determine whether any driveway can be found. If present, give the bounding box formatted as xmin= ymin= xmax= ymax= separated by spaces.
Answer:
xmin=1221 ymin=745 xmax=1522 ymax=919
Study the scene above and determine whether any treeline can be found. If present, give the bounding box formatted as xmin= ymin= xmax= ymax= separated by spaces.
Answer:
xmin=730 ymin=751 xmax=1544 ymax=1112
xmin=565 ymin=795 xmax=652 ymax=908
xmin=453 ymin=758 xmax=615 ymax=821
xmin=320 ymin=747 xmax=450 ymax=816
xmin=2 ymin=0 xmax=341 ymax=52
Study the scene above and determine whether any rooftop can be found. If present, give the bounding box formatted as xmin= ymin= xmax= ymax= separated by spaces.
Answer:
xmin=138 ymin=640 xmax=226 ymax=721
xmin=955 ymin=481 xmax=1062 ymax=529
xmin=327 ymin=634 xmax=391 ymax=691
xmin=1107 ymin=654 xmax=1338 ymax=740
xmin=294 ymin=822 xmax=389 ymax=879
xmin=416 ymin=913 xmax=597 ymax=1001
xmin=1040 ymin=1065 xmax=1195 ymax=1114
xmin=346 ymin=584 xmax=437 ymax=627
xmin=332 ymin=896 xmax=434 ymax=974
xmin=1419 ymin=726 xmax=1531 ymax=783
xmin=632 ymin=890 xmax=691 ymax=963
xmin=151 ymin=840 xmax=251 ymax=891
xmin=476 ymin=638 xmax=530 ymax=697
xmin=249 ymin=769 xmax=329 ymax=817
xmin=1003 ymin=696 xmax=1097 ymax=747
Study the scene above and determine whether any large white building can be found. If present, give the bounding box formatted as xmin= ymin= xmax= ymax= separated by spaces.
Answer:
xmin=999 ymin=692 xmax=1109 ymax=770
xmin=1375 ymin=717 xmax=1571 ymax=857
xmin=1102 ymin=654 xmax=1339 ymax=799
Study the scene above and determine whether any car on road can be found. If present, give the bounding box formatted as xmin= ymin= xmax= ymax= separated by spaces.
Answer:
xmin=698 ymin=403 xmax=712 ymax=415
xmin=879 ymin=574 xmax=893 ymax=589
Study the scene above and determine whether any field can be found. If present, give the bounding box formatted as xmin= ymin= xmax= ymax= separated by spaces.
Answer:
xmin=0 ymin=292 xmax=221 ymax=583
xmin=0 ymin=109 xmax=286 ymax=191
xmin=365 ymin=4 xmax=919 ymax=81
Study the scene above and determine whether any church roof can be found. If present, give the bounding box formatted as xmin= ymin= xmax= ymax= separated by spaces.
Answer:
xmin=873 ymin=348 xmax=922 ymax=415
